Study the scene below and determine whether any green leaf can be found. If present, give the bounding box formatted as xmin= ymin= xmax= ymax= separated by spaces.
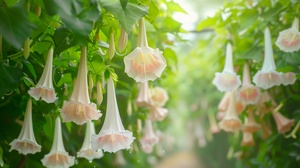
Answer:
xmin=102 ymin=0 xmax=149 ymax=33
xmin=0 ymin=6 xmax=35 ymax=48
xmin=196 ymin=17 xmax=217 ymax=31
xmin=22 ymin=76 xmax=35 ymax=87
xmin=164 ymin=48 xmax=178 ymax=68
xmin=53 ymin=27 xmax=78 ymax=54
xmin=23 ymin=60 xmax=37 ymax=80
xmin=144 ymin=1 xmax=159 ymax=23
xmin=0 ymin=63 xmax=23 ymax=97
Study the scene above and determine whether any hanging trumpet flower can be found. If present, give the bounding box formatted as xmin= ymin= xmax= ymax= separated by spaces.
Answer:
xmin=9 ymin=98 xmax=41 ymax=155
xmin=61 ymin=46 xmax=102 ymax=125
xmin=149 ymin=87 xmax=169 ymax=107
xmin=237 ymin=63 xmax=260 ymax=105
xmin=253 ymin=27 xmax=282 ymax=90
xmin=41 ymin=117 xmax=75 ymax=167
xmin=28 ymin=47 xmax=58 ymax=103
xmin=140 ymin=119 xmax=159 ymax=153
xmin=124 ymin=18 xmax=167 ymax=83
xmin=91 ymin=77 xmax=135 ymax=153
xmin=118 ymin=28 xmax=128 ymax=52
xmin=135 ymin=82 xmax=152 ymax=107
xmin=77 ymin=120 xmax=104 ymax=161
xmin=276 ymin=17 xmax=300 ymax=52
xmin=212 ymin=43 xmax=241 ymax=92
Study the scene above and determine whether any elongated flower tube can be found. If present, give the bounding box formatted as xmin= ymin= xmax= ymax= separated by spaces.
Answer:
xmin=243 ymin=109 xmax=260 ymax=133
xmin=148 ymin=106 xmax=168 ymax=121
xmin=10 ymin=98 xmax=41 ymax=155
xmin=237 ymin=63 xmax=260 ymax=105
xmin=124 ymin=18 xmax=167 ymax=83
xmin=150 ymin=87 xmax=169 ymax=107
xmin=241 ymin=132 xmax=254 ymax=147
xmin=61 ymin=46 xmax=102 ymax=125
xmin=41 ymin=117 xmax=75 ymax=167
xmin=77 ymin=121 xmax=103 ymax=161
xmin=260 ymin=119 xmax=272 ymax=139
xmin=219 ymin=92 xmax=242 ymax=132
xmin=109 ymin=31 xmax=115 ymax=60
xmin=276 ymin=18 xmax=300 ymax=52
xmin=135 ymin=82 xmax=152 ymax=107
xmin=253 ymin=27 xmax=282 ymax=90
xmin=91 ymin=77 xmax=135 ymax=153
xmin=114 ymin=151 xmax=126 ymax=166
xmin=273 ymin=111 xmax=294 ymax=134
xmin=140 ymin=119 xmax=159 ymax=153
xmin=118 ymin=28 xmax=128 ymax=52
xmin=281 ymin=72 xmax=297 ymax=86
xmin=218 ymin=92 xmax=245 ymax=114
xmin=28 ymin=47 xmax=57 ymax=103
xmin=96 ymin=80 xmax=103 ymax=105
xmin=212 ymin=43 xmax=241 ymax=92
xmin=208 ymin=113 xmax=220 ymax=134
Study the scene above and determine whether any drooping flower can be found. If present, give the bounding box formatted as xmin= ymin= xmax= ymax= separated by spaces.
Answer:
xmin=118 ymin=28 xmax=128 ymax=52
xmin=208 ymin=113 xmax=220 ymax=134
xmin=241 ymin=132 xmax=255 ymax=147
xmin=276 ymin=17 xmax=300 ymax=52
xmin=9 ymin=98 xmax=41 ymax=155
xmin=148 ymin=106 xmax=168 ymax=121
xmin=150 ymin=87 xmax=169 ymax=107
xmin=124 ymin=18 xmax=167 ymax=83
xmin=237 ymin=63 xmax=261 ymax=105
xmin=96 ymin=80 xmax=103 ymax=105
xmin=140 ymin=119 xmax=159 ymax=153
xmin=218 ymin=92 xmax=245 ymax=114
xmin=61 ymin=46 xmax=102 ymax=125
xmin=109 ymin=31 xmax=115 ymax=60
xmin=243 ymin=108 xmax=260 ymax=133
xmin=41 ymin=117 xmax=75 ymax=167
xmin=135 ymin=82 xmax=152 ymax=107
xmin=281 ymin=72 xmax=297 ymax=86
xmin=219 ymin=92 xmax=242 ymax=132
xmin=113 ymin=151 xmax=126 ymax=166
xmin=91 ymin=77 xmax=135 ymax=153
xmin=212 ymin=43 xmax=241 ymax=92
xmin=77 ymin=120 xmax=104 ymax=162
xmin=28 ymin=47 xmax=57 ymax=103
xmin=272 ymin=111 xmax=294 ymax=134
xmin=253 ymin=27 xmax=282 ymax=90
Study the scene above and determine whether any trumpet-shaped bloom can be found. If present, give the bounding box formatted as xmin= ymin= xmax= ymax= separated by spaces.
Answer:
xmin=61 ymin=46 xmax=101 ymax=125
xmin=124 ymin=18 xmax=166 ymax=83
xmin=241 ymin=132 xmax=254 ymax=147
xmin=243 ymin=109 xmax=260 ymax=133
xmin=140 ymin=119 xmax=159 ymax=153
xmin=148 ymin=106 xmax=168 ymax=121
xmin=212 ymin=43 xmax=241 ymax=92
xmin=28 ymin=47 xmax=57 ymax=103
xmin=135 ymin=82 xmax=152 ymax=107
xmin=276 ymin=18 xmax=300 ymax=52
xmin=260 ymin=120 xmax=272 ymax=139
xmin=281 ymin=72 xmax=297 ymax=86
xmin=218 ymin=92 xmax=245 ymax=114
xmin=219 ymin=92 xmax=242 ymax=132
xmin=208 ymin=113 xmax=220 ymax=134
xmin=272 ymin=111 xmax=294 ymax=134
xmin=91 ymin=78 xmax=135 ymax=153
xmin=237 ymin=63 xmax=261 ymax=105
xmin=150 ymin=87 xmax=169 ymax=107
xmin=253 ymin=27 xmax=282 ymax=90
xmin=41 ymin=117 xmax=75 ymax=167
xmin=9 ymin=98 xmax=41 ymax=155
xmin=77 ymin=121 xmax=104 ymax=161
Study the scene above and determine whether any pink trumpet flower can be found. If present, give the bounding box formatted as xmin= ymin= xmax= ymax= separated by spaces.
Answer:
xmin=208 ymin=113 xmax=220 ymax=134
xmin=212 ymin=43 xmax=241 ymax=92
xmin=91 ymin=77 xmax=135 ymax=153
xmin=237 ymin=63 xmax=261 ymax=105
xmin=219 ymin=92 xmax=242 ymax=132
xmin=140 ymin=119 xmax=159 ymax=153
xmin=218 ymin=92 xmax=245 ymax=114
xmin=253 ymin=27 xmax=282 ymax=90
xmin=241 ymin=132 xmax=255 ymax=147
xmin=276 ymin=17 xmax=300 ymax=52
xmin=273 ymin=111 xmax=294 ymax=134
xmin=148 ymin=106 xmax=168 ymax=121
xmin=61 ymin=46 xmax=102 ymax=125
xmin=281 ymin=72 xmax=297 ymax=86
xmin=150 ymin=87 xmax=169 ymax=107
xmin=28 ymin=47 xmax=57 ymax=103
xmin=135 ymin=82 xmax=152 ymax=107
xmin=124 ymin=18 xmax=167 ymax=83
xmin=41 ymin=117 xmax=75 ymax=167
xmin=243 ymin=109 xmax=260 ymax=133
xmin=77 ymin=121 xmax=104 ymax=161
xmin=9 ymin=98 xmax=41 ymax=155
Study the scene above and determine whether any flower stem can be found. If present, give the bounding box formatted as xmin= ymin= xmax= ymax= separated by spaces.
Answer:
xmin=285 ymin=120 xmax=300 ymax=139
